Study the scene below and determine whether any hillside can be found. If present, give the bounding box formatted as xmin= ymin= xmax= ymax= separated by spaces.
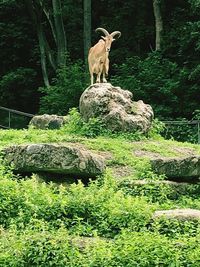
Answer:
xmin=0 ymin=126 xmax=200 ymax=266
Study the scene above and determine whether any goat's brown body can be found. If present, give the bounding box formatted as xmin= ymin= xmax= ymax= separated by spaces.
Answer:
xmin=88 ymin=28 xmax=121 ymax=85
xmin=88 ymin=39 xmax=109 ymax=84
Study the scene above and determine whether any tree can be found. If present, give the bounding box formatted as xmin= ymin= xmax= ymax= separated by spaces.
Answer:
xmin=25 ymin=0 xmax=67 ymax=87
xmin=83 ymin=0 xmax=91 ymax=66
xmin=153 ymin=0 xmax=163 ymax=51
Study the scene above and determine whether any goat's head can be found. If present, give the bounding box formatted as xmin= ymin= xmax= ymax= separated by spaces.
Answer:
xmin=95 ymin=28 xmax=121 ymax=52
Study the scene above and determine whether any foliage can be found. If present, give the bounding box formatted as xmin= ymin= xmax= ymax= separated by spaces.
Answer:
xmin=62 ymin=108 xmax=167 ymax=141
xmin=119 ymin=179 xmax=200 ymax=205
xmin=0 ymin=68 xmax=39 ymax=112
xmin=1 ymin=128 xmax=200 ymax=265
xmin=161 ymin=110 xmax=200 ymax=144
xmin=39 ymin=61 xmax=88 ymax=115
xmin=61 ymin=108 xmax=144 ymax=139
xmin=1 ymin=0 xmax=200 ymax=124
xmin=61 ymin=108 xmax=110 ymax=138
xmin=0 ymin=170 xmax=154 ymax=237
xmin=111 ymin=53 xmax=188 ymax=119
xmin=147 ymin=118 xmax=165 ymax=139
xmin=0 ymin=162 xmax=200 ymax=265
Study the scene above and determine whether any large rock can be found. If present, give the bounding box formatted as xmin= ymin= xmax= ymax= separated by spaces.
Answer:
xmin=153 ymin=209 xmax=200 ymax=220
xmin=29 ymin=114 xmax=67 ymax=129
xmin=3 ymin=144 xmax=105 ymax=177
xmin=79 ymin=83 xmax=154 ymax=133
xmin=151 ymin=156 xmax=200 ymax=180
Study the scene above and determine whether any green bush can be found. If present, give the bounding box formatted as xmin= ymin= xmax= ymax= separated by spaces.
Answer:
xmin=61 ymin=108 xmax=110 ymax=138
xmin=111 ymin=52 xmax=191 ymax=119
xmin=0 ymin=171 xmax=154 ymax=237
xmin=62 ymin=108 xmax=156 ymax=140
xmin=119 ymin=179 xmax=200 ymax=205
xmin=0 ymin=227 xmax=84 ymax=267
xmin=110 ymin=53 xmax=199 ymax=123
xmin=0 ymin=67 xmax=39 ymax=113
xmin=151 ymin=218 xmax=200 ymax=238
xmin=39 ymin=60 xmax=87 ymax=115
xmin=1 ymin=228 xmax=200 ymax=266
xmin=162 ymin=110 xmax=200 ymax=144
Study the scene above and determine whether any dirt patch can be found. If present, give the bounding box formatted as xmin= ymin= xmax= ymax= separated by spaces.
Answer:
xmin=134 ymin=150 xmax=163 ymax=159
xmin=171 ymin=146 xmax=197 ymax=157
xmin=111 ymin=166 xmax=134 ymax=178
xmin=133 ymin=144 xmax=197 ymax=159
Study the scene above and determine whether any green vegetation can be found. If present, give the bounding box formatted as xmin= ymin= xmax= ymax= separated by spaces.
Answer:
xmin=1 ymin=1 xmax=200 ymax=264
xmin=1 ymin=1 xmax=200 ymax=122
xmin=1 ymin=126 xmax=200 ymax=266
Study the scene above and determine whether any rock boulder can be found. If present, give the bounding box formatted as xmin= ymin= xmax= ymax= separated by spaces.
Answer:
xmin=79 ymin=83 xmax=154 ymax=134
xmin=153 ymin=209 xmax=200 ymax=220
xmin=29 ymin=114 xmax=67 ymax=129
xmin=3 ymin=144 xmax=105 ymax=177
xmin=151 ymin=156 xmax=200 ymax=180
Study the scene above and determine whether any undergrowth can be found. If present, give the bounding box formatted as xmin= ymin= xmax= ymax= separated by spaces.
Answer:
xmin=1 ymin=116 xmax=200 ymax=266
xmin=0 ymin=163 xmax=200 ymax=266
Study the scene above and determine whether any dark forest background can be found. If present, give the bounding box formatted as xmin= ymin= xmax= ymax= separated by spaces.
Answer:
xmin=0 ymin=0 xmax=200 ymax=120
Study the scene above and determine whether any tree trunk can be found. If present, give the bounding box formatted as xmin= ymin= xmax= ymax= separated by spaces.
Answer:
xmin=52 ymin=0 xmax=67 ymax=67
xmin=83 ymin=0 xmax=91 ymax=66
xmin=153 ymin=0 xmax=163 ymax=51
xmin=37 ymin=23 xmax=50 ymax=87
xmin=25 ymin=0 xmax=50 ymax=87
xmin=25 ymin=0 xmax=68 ymax=86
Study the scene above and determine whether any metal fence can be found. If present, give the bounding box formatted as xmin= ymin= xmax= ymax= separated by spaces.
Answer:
xmin=0 ymin=106 xmax=200 ymax=144
xmin=0 ymin=106 xmax=34 ymax=129
xmin=162 ymin=120 xmax=200 ymax=144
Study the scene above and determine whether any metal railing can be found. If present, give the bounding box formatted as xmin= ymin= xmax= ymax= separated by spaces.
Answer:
xmin=0 ymin=106 xmax=34 ymax=129
xmin=162 ymin=120 xmax=200 ymax=144
xmin=0 ymin=106 xmax=199 ymax=144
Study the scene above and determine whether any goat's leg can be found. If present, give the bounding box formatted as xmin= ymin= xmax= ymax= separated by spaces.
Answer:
xmin=89 ymin=68 xmax=94 ymax=85
xmin=90 ymin=73 xmax=94 ymax=85
xmin=103 ymin=60 xmax=109 ymax=83
xmin=96 ymin=62 xmax=103 ymax=83
xmin=96 ymin=72 xmax=101 ymax=83
xmin=102 ymin=72 xmax=107 ymax=83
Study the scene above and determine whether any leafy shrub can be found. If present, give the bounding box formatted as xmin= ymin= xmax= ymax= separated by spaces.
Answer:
xmin=111 ymin=231 xmax=180 ymax=267
xmin=112 ymin=52 xmax=180 ymax=117
xmin=0 ymin=171 xmax=154 ymax=237
xmin=2 ymin=226 xmax=200 ymax=266
xmin=161 ymin=110 xmax=200 ymax=144
xmin=62 ymin=108 xmax=149 ymax=140
xmin=2 ymin=223 xmax=200 ymax=267
xmin=0 ymin=68 xmax=38 ymax=113
xmin=61 ymin=108 xmax=110 ymax=138
xmin=39 ymin=60 xmax=87 ymax=115
xmin=119 ymin=180 xmax=172 ymax=203
xmin=0 ymin=226 xmax=84 ymax=267
xmin=111 ymin=52 xmax=194 ymax=119
xmin=151 ymin=218 xmax=200 ymax=238
xmin=147 ymin=118 xmax=165 ymax=139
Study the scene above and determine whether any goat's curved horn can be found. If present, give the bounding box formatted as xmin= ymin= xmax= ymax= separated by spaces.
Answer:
xmin=95 ymin=28 xmax=109 ymax=36
xmin=110 ymin=31 xmax=121 ymax=39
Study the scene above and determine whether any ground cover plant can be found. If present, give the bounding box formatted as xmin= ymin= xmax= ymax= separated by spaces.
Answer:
xmin=0 ymin=124 xmax=200 ymax=266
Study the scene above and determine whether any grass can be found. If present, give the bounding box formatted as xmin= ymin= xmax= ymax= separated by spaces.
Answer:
xmin=1 ymin=128 xmax=200 ymax=266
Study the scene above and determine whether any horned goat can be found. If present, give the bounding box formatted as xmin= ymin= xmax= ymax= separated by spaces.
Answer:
xmin=88 ymin=28 xmax=121 ymax=85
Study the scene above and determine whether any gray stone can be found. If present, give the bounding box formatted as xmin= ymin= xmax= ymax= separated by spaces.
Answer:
xmin=151 ymin=156 xmax=200 ymax=180
xmin=29 ymin=114 xmax=68 ymax=129
xmin=3 ymin=144 xmax=105 ymax=177
xmin=153 ymin=209 xmax=200 ymax=220
xmin=79 ymin=83 xmax=154 ymax=133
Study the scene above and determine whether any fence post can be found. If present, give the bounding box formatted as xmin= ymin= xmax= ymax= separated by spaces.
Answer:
xmin=0 ymin=106 xmax=34 ymax=129
xmin=8 ymin=110 xmax=11 ymax=129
